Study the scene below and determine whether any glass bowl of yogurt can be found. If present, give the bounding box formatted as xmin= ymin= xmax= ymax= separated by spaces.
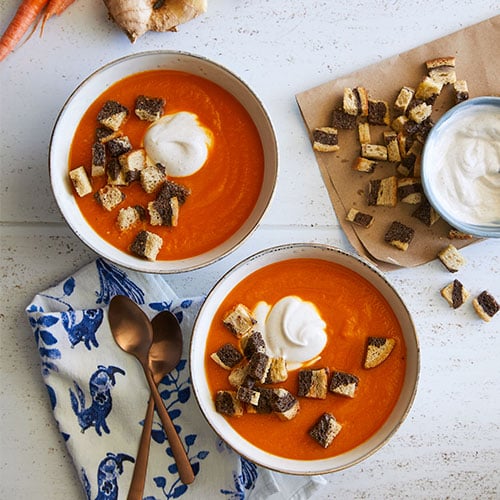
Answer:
xmin=421 ymin=96 xmax=500 ymax=238
xmin=190 ymin=243 xmax=419 ymax=475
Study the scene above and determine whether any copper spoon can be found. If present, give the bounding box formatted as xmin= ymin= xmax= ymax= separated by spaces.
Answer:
xmin=127 ymin=311 xmax=184 ymax=500
xmin=108 ymin=296 xmax=195 ymax=486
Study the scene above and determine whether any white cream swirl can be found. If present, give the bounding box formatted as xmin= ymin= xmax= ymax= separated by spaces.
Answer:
xmin=143 ymin=111 xmax=213 ymax=177
xmin=253 ymin=295 xmax=328 ymax=370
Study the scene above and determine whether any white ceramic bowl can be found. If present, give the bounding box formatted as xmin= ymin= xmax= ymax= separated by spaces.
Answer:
xmin=49 ymin=51 xmax=278 ymax=273
xmin=421 ymin=96 xmax=500 ymax=238
xmin=190 ymin=243 xmax=420 ymax=475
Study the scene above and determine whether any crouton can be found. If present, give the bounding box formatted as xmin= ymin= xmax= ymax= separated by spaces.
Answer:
xmin=384 ymin=220 xmax=415 ymax=251
xmin=309 ymin=413 xmax=342 ymax=448
xmin=134 ymin=95 xmax=166 ymax=122
xmin=408 ymin=101 xmax=433 ymax=124
xmin=346 ymin=208 xmax=374 ymax=228
xmin=247 ymin=352 xmax=272 ymax=383
xmin=352 ymin=157 xmax=377 ymax=173
xmin=343 ymin=87 xmax=360 ymax=115
xmin=357 ymin=122 xmax=371 ymax=144
xmin=298 ymin=368 xmax=329 ymax=399
xmin=107 ymin=157 xmax=128 ymax=186
xmin=367 ymin=176 xmax=398 ymax=207
xmin=364 ymin=337 xmax=396 ymax=368
xmin=473 ymin=291 xmax=499 ymax=322
xmin=426 ymin=56 xmax=456 ymax=85
xmin=437 ymin=244 xmax=466 ymax=273
xmin=394 ymin=86 xmax=415 ymax=114
xmin=215 ymin=390 xmax=244 ymax=417
xmin=97 ymin=100 xmax=129 ymax=131
xmin=119 ymin=148 xmax=147 ymax=183
xmin=211 ymin=343 xmax=243 ymax=370
xmin=368 ymin=99 xmax=390 ymax=126
xmin=397 ymin=178 xmax=422 ymax=204
xmin=69 ymin=166 xmax=92 ymax=197
xmin=241 ymin=331 xmax=266 ymax=359
xmin=440 ymin=280 xmax=470 ymax=309
xmin=264 ymin=357 xmax=288 ymax=384
xmin=312 ymin=127 xmax=340 ymax=152
xmin=107 ymin=136 xmax=132 ymax=158
xmin=361 ymin=143 xmax=388 ymax=161
xmin=383 ymin=131 xmax=401 ymax=162
xmin=140 ymin=164 xmax=166 ymax=194
xmin=91 ymin=141 xmax=106 ymax=177
xmin=412 ymin=199 xmax=440 ymax=227
xmin=148 ymin=196 xmax=179 ymax=227
xmin=95 ymin=185 xmax=125 ymax=211
xmin=129 ymin=230 xmax=163 ymax=261
xmin=415 ymin=76 xmax=443 ymax=103
xmin=236 ymin=386 xmax=260 ymax=406
xmin=222 ymin=304 xmax=256 ymax=338
xmin=270 ymin=388 xmax=300 ymax=421
xmin=116 ymin=205 xmax=146 ymax=231
xmin=453 ymin=80 xmax=469 ymax=104
xmin=331 ymin=107 xmax=357 ymax=129
xmin=329 ymin=371 xmax=359 ymax=398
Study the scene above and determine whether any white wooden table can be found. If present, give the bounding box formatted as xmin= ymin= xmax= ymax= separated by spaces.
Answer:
xmin=1 ymin=1 xmax=499 ymax=498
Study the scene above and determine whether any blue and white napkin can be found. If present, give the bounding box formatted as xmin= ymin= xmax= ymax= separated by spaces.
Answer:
xmin=26 ymin=258 xmax=326 ymax=500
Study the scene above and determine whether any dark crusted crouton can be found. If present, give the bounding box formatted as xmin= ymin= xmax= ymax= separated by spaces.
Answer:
xmin=91 ymin=141 xmax=106 ymax=177
xmin=119 ymin=149 xmax=147 ymax=183
xmin=437 ymin=244 xmax=466 ymax=273
xmin=329 ymin=371 xmax=359 ymax=398
xmin=69 ymin=166 xmax=92 ymax=197
xmin=247 ymin=387 xmax=274 ymax=414
xmin=368 ymin=99 xmax=390 ymax=126
xmin=270 ymin=388 xmax=300 ymax=421
xmin=309 ymin=413 xmax=342 ymax=448
xmin=346 ymin=208 xmax=374 ymax=228
xmin=130 ymin=230 xmax=163 ymax=261
xmin=107 ymin=157 xmax=127 ymax=186
xmin=158 ymin=180 xmax=191 ymax=205
xmin=473 ymin=291 xmax=499 ymax=322
xmin=312 ymin=127 xmax=340 ymax=152
xmin=97 ymin=100 xmax=129 ymax=131
xmin=264 ymin=357 xmax=288 ymax=384
xmin=134 ymin=95 xmax=166 ymax=122
xmin=236 ymin=386 xmax=260 ymax=406
xmin=148 ymin=196 xmax=179 ymax=227
xmin=364 ymin=337 xmax=396 ymax=368
xmin=241 ymin=331 xmax=266 ymax=359
xmin=397 ymin=178 xmax=422 ymax=204
xmin=215 ymin=390 xmax=243 ymax=417
xmin=440 ymin=280 xmax=470 ymax=309
xmin=367 ymin=176 xmax=398 ymax=207
xmin=453 ymin=80 xmax=469 ymax=104
xmin=140 ymin=164 xmax=166 ymax=194
xmin=95 ymin=185 xmax=125 ymax=211
xmin=412 ymin=198 xmax=440 ymax=227
xmin=383 ymin=131 xmax=401 ymax=162
xmin=331 ymin=107 xmax=356 ymax=129
xmin=222 ymin=304 xmax=256 ymax=338
xmin=116 ymin=205 xmax=146 ymax=231
xmin=211 ymin=343 xmax=243 ymax=370
xmin=384 ymin=221 xmax=415 ymax=251
xmin=107 ymin=136 xmax=132 ymax=158
xmin=247 ymin=352 xmax=272 ymax=383
xmin=95 ymin=126 xmax=122 ymax=144
xmin=298 ymin=368 xmax=329 ymax=399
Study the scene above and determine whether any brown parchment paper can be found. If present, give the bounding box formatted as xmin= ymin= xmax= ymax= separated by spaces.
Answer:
xmin=296 ymin=16 xmax=500 ymax=270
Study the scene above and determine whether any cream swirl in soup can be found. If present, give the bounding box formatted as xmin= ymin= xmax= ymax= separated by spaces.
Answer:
xmin=144 ymin=111 xmax=213 ymax=177
xmin=253 ymin=295 xmax=328 ymax=370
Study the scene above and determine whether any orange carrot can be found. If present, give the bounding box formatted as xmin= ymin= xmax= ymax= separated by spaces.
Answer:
xmin=40 ymin=0 xmax=76 ymax=34
xmin=0 ymin=0 xmax=49 ymax=62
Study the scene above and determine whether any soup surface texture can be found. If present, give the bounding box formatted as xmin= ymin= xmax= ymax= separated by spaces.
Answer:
xmin=69 ymin=70 xmax=264 ymax=260
xmin=205 ymin=258 xmax=407 ymax=460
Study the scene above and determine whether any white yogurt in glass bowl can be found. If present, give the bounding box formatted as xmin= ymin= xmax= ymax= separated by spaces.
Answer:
xmin=421 ymin=96 xmax=500 ymax=238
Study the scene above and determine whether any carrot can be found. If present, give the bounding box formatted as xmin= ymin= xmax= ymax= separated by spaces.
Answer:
xmin=0 ymin=0 xmax=49 ymax=62
xmin=40 ymin=0 xmax=76 ymax=34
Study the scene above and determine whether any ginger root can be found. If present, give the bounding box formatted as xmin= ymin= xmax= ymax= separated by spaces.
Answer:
xmin=103 ymin=0 xmax=207 ymax=42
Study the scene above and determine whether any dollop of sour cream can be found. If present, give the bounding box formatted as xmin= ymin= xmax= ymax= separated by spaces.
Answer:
xmin=253 ymin=296 xmax=328 ymax=370
xmin=143 ymin=111 xmax=213 ymax=177
xmin=428 ymin=104 xmax=500 ymax=225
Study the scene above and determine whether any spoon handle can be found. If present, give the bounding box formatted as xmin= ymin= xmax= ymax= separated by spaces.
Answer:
xmin=144 ymin=367 xmax=195 ymax=485
xmin=127 ymin=396 xmax=155 ymax=500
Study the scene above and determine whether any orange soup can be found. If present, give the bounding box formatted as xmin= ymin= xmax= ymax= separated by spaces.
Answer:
xmin=205 ymin=258 xmax=406 ymax=460
xmin=69 ymin=70 xmax=264 ymax=260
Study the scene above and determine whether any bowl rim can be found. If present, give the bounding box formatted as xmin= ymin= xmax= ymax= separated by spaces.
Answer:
xmin=190 ymin=242 xmax=420 ymax=475
xmin=49 ymin=50 xmax=279 ymax=273
xmin=421 ymin=95 xmax=500 ymax=239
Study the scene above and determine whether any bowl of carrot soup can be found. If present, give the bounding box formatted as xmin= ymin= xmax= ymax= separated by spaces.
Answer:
xmin=191 ymin=243 xmax=419 ymax=474
xmin=50 ymin=51 xmax=278 ymax=273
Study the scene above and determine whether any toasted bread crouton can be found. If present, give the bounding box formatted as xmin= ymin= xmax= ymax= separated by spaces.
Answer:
xmin=364 ymin=337 xmax=396 ymax=368
xmin=265 ymin=357 xmax=288 ymax=384
xmin=357 ymin=122 xmax=371 ymax=144
xmin=426 ymin=56 xmax=456 ymax=85
xmin=148 ymin=196 xmax=179 ymax=227
xmin=298 ymin=368 xmax=329 ymax=399
xmin=271 ymin=388 xmax=300 ymax=421
xmin=119 ymin=148 xmax=147 ymax=183
xmin=134 ymin=95 xmax=166 ymax=122
xmin=69 ymin=166 xmax=92 ymax=197
xmin=453 ymin=80 xmax=469 ymax=104
xmin=346 ymin=208 xmax=374 ymax=228
xmin=228 ymin=364 xmax=249 ymax=387
xmin=394 ymin=86 xmax=415 ymax=114
xmin=353 ymin=156 xmax=377 ymax=173
xmin=367 ymin=176 xmax=398 ymax=207
xmin=223 ymin=303 xmax=256 ymax=338
xmin=215 ymin=390 xmax=244 ymax=417
xmin=246 ymin=387 xmax=274 ymax=414
xmin=343 ymin=87 xmax=360 ymax=115
xmin=309 ymin=412 xmax=342 ymax=448
xmin=247 ymin=352 xmax=272 ymax=383
xmin=130 ymin=230 xmax=163 ymax=261
xmin=361 ymin=143 xmax=388 ymax=161
xmin=312 ymin=127 xmax=340 ymax=152
xmin=473 ymin=291 xmax=499 ymax=322
xmin=157 ymin=180 xmax=190 ymax=205
xmin=392 ymin=115 xmax=409 ymax=134
xmin=107 ymin=136 xmax=132 ymax=158
xmin=331 ymin=107 xmax=357 ymax=129
xmin=408 ymin=101 xmax=433 ymax=124
xmin=236 ymin=386 xmax=260 ymax=406
xmin=415 ymin=76 xmax=443 ymax=103
xmin=116 ymin=205 xmax=146 ymax=231
xmin=355 ymin=87 xmax=369 ymax=116
xmin=91 ymin=141 xmax=106 ymax=177
xmin=95 ymin=126 xmax=122 ymax=144
xmin=107 ymin=157 xmax=128 ymax=186
xmin=211 ymin=343 xmax=243 ymax=370
xmin=448 ymin=229 xmax=473 ymax=240
xmin=95 ymin=185 xmax=125 ymax=211
xmin=97 ymin=100 xmax=129 ymax=131
xmin=438 ymin=244 xmax=466 ymax=272
xmin=241 ymin=331 xmax=266 ymax=359
xmin=441 ymin=280 xmax=470 ymax=309
xmin=384 ymin=221 xmax=415 ymax=251
xmin=140 ymin=164 xmax=166 ymax=194
xmin=329 ymin=371 xmax=359 ymax=398
xmin=412 ymin=199 xmax=440 ymax=227
xmin=384 ymin=131 xmax=401 ymax=162
xmin=368 ymin=99 xmax=390 ymax=126
xmin=398 ymin=177 xmax=422 ymax=204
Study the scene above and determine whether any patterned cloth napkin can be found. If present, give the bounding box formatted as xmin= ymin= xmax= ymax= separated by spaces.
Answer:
xmin=26 ymin=258 xmax=327 ymax=500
